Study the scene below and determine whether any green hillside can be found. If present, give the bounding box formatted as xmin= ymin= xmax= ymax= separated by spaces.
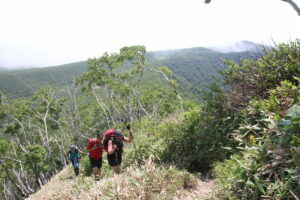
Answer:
xmin=148 ymin=47 xmax=255 ymax=98
xmin=0 ymin=61 xmax=87 ymax=98
xmin=0 ymin=46 xmax=258 ymax=100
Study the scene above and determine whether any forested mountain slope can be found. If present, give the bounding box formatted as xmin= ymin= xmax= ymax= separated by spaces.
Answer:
xmin=148 ymin=47 xmax=257 ymax=97
xmin=0 ymin=44 xmax=260 ymax=99
xmin=0 ymin=61 xmax=87 ymax=98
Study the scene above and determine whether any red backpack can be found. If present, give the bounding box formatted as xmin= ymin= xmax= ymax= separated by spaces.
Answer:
xmin=103 ymin=129 xmax=115 ymax=152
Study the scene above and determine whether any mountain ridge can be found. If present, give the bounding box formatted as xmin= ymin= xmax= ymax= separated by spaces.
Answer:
xmin=0 ymin=41 xmax=263 ymax=99
xmin=0 ymin=40 xmax=262 ymax=70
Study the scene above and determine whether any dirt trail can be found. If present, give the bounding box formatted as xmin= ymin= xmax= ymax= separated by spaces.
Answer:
xmin=176 ymin=177 xmax=215 ymax=200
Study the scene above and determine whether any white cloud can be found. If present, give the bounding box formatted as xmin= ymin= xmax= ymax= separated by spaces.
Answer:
xmin=0 ymin=0 xmax=300 ymax=68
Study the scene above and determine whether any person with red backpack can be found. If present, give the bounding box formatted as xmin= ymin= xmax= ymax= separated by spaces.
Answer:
xmin=103 ymin=125 xmax=133 ymax=174
xmin=86 ymin=130 xmax=104 ymax=179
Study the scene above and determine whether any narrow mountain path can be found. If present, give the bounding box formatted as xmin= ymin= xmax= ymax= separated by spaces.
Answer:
xmin=177 ymin=178 xmax=215 ymax=200
xmin=26 ymin=165 xmax=216 ymax=200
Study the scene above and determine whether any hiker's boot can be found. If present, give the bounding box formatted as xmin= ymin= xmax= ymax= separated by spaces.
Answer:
xmin=94 ymin=175 xmax=100 ymax=180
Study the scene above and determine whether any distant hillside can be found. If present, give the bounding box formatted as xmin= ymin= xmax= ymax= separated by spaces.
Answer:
xmin=147 ymin=47 xmax=259 ymax=99
xmin=0 ymin=43 xmax=262 ymax=99
xmin=0 ymin=61 xmax=87 ymax=98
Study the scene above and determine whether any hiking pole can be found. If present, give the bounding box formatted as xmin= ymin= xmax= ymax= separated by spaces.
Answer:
xmin=121 ymin=117 xmax=138 ymax=165
xmin=125 ymin=123 xmax=139 ymax=165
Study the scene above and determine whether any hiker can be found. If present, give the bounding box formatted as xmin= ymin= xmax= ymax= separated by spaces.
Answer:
xmin=86 ymin=131 xmax=104 ymax=179
xmin=65 ymin=144 xmax=85 ymax=176
xmin=104 ymin=125 xmax=133 ymax=174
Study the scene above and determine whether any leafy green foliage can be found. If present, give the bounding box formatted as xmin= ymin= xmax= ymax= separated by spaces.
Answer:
xmin=151 ymin=83 xmax=242 ymax=172
xmin=23 ymin=145 xmax=47 ymax=176
xmin=214 ymin=103 xmax=300 ymax=199
xmin=211 ymin=41 xmax=300 ymax=198
xmin=122 ymin=40 xmax=300 ymax=198
xmin=0 ymin=87 xmax=78 ymax=198
xmin=222 ymin=40 xmax=300 ymax=110
xmin=214 ymin=146 xmax=264 ymax=199
xmin=77 ymin=45 xmax=181 ymax=128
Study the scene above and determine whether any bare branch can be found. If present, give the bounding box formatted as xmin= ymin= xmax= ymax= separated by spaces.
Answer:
xmin=12 ymin=169 xmax=34 ymax=195
xmin=141 ymin=65 xmax=184 ymax=113
xmin=131 ymin=87 xmax=152 ymax=120
xmin=151 ymin=99 xmax=162 ymax=116
xmin=290 ymin=190 xmax=300 ymax=200
xmin=282 ymin=0 xmax=300 ymax=16
xmin=92 ymin=85 xmax=112 ymax=127
xmin=205 ymin=0 xmax=300 ymax=16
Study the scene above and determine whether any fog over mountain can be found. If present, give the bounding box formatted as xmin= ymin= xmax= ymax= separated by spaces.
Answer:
xmin=208 ymin=40 xmax=265 ymax=53
xmin=0 ymin=40 xmax=264 ymax=70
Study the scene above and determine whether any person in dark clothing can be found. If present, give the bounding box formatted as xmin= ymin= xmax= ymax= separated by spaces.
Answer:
xmin=105 ymin=126 xmax=133 ymax=174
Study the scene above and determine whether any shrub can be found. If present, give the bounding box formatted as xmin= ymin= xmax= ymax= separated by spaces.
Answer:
xmin=81 ymin=155 xmax=93 ymax=176
xmin=214 ymin=146 xmax=264 ymax=199
xmin=213 ymin=102 xmax=300 ymax=199
xmin=222 ymin=40 xmax=300 ymax=111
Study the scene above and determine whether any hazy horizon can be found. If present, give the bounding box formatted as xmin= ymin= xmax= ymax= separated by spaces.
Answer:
xmin=0 ymin=40 xmax=267 ymax=70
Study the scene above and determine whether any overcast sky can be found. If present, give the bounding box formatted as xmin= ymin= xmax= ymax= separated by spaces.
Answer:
xmin=0 ymin=0 xmax=300 ymax=68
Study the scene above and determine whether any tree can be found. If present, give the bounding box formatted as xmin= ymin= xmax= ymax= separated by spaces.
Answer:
xmin=23 ymin=145 xmax=47 ymax=189
xmin=204 ymin=0 xmax=300 ymax=16
xmin=77 ymin=45 xmax=183 ymax=128
xmin=0 ymin=87 xmax=75 ymax=198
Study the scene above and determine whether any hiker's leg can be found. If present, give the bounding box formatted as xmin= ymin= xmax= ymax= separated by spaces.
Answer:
xmin=72 ymin=158 xmax=79 ymax=176
xmin=107 ymin=154 xmax=116 ymax=171
xmin=74 ymin=167 xmax=79 ymax=176
xmin=96 ymin=158 xmax=102 ymax=177
xmin=112 ymin=166 xmax=120 ymax=174
xmin=70 ymin=158 xmax=75 ymax=167
xmin=92 ymin=167 xmax=99 ymax=176
xmin=93 ymin=167 xmax=101 ymax=180
xmin=109 ymin=160 xmax=119 ymax=174
xmin=116 ymin=165 xmax=121 ymax=174
xmin=115 ymin=154 xmax=122 ymax=174
xmin=90 ymin=157 xmax=98 ymax=176
xmin=70 ymin=158 xmax=77 ymax=176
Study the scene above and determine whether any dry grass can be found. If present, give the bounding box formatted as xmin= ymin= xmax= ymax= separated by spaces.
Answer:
xmin=26 ymin=161 xmax=215 ymax=200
